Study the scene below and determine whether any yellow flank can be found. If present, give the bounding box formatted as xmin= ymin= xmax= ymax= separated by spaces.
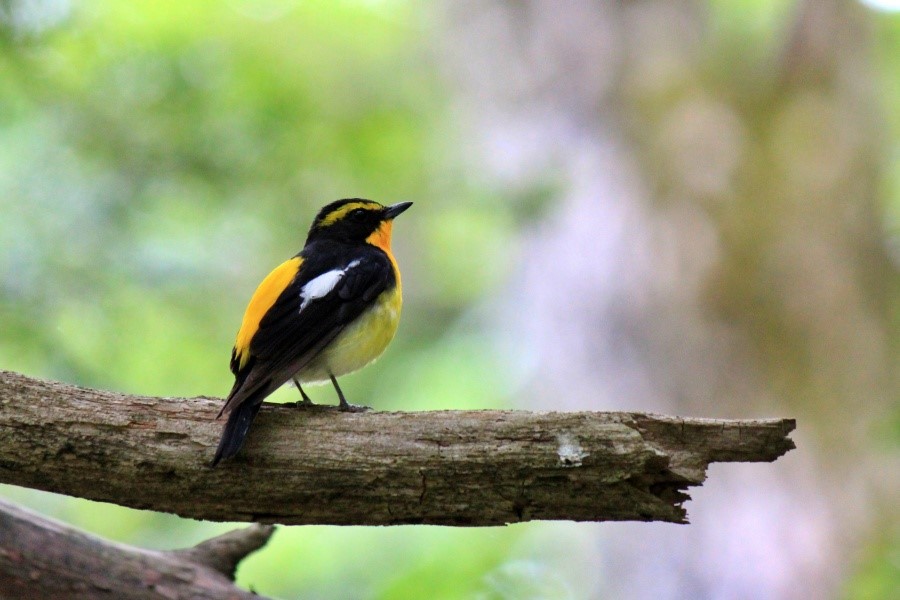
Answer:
xmin=319 ymin=201 xmax=381 ymax=226
xmin=299 ymin=285 xmax=403 ymax=383
xmin=234 ymin=256 xmax=303 ymax=369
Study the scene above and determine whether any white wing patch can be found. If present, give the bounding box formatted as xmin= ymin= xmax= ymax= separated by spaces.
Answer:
xmin=298 ymin=260 xmax=361 ymax=311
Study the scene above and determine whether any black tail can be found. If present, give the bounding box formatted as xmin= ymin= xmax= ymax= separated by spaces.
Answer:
xmin=211 ymin=398 xmax=264 ymax=467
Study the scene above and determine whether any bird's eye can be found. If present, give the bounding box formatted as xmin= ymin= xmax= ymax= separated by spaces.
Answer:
xmin=348 ymin=209 xmax=368 ymax=222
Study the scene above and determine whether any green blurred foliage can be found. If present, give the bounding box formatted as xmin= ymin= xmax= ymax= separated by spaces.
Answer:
xmin=0 ymin=1 xmax=528 ymax=597
xmin=846 ymin=531 xmax=900 ymax=600
xmin=1 ymin=0 xmax=899 ymax=598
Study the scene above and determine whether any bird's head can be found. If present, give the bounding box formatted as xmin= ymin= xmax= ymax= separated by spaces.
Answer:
xmin=307 ymin=199 xmax=413 ymax=250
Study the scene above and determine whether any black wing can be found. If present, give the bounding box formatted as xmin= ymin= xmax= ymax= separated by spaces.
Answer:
xmin=221 ymin=243 xmax=394 ymax=415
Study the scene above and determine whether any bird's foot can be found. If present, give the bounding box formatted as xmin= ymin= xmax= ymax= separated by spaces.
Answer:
xmin=290 ymin=398 xmax=316 ymax=409
xmin=339 ymin=402 xmax=371 ymax=413
xmin=293 ymin=378 xmax=315 ymax=407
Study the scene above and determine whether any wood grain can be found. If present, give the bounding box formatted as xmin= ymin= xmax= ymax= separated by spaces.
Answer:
xmin=0 ymin=370 xmax=795 ymax=525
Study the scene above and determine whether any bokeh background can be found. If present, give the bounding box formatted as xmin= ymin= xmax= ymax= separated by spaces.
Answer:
xmin=1 ymin=0 xmax=898 ymax=598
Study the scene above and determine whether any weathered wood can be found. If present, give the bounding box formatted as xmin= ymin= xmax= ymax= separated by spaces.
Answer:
xmin=0 ymin=370 xmax=795 ymax=525
xmin=0 ymin=498 xmax=274 ymax=600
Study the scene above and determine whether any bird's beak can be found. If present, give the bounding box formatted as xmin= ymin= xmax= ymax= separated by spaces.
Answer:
xmin=383 ymin=201 xmax=413 ymax=220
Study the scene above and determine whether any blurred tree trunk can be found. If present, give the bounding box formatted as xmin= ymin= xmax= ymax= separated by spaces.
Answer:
xmin=0 ymin=499 xmax=274 ymax=600
xmin=442 ymin=0 xmax=898 ymax=598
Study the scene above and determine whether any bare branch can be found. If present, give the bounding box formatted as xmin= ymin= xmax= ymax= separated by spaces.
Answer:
xmin=172 ymin=524 xmax=276 ymax=579
xmin=0 ymin=370 xmax=795 ymax=525
xmin=0 ymin=498 xmax=274 ymax=600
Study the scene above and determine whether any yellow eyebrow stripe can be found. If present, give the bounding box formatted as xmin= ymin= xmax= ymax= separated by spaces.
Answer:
xmin=233 ymin=256 xmax=303 ymax=369
xmin=319 ymin=201 xmax=380 ymax=226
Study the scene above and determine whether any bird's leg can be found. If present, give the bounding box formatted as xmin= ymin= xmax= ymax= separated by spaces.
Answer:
xmin=329 ymin=373 xmax=369 ymax=413
xmin=293 ymin=378 xmax=315 ymax=406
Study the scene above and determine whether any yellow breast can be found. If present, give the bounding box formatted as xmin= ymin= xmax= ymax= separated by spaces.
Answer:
xmin=298 ymin=285 xmax=402 ymax=383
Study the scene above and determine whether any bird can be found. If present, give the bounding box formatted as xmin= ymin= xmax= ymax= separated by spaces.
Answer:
xmin=212 ymin=198 xmax=412 ymax=466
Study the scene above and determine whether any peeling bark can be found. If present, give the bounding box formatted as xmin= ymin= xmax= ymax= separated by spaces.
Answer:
xmin=0 ymin=371 xmax=794 ymax=525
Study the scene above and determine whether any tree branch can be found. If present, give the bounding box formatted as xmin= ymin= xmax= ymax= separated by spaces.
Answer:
xmin=0 ymin=498 xmax=275 ymax=599
xmin=0 ymin=370 xmax=795 ymax=525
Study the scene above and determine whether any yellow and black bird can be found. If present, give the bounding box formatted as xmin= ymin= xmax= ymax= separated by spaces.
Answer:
xmin=212 ymin=199 xmax=412 ymax=466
